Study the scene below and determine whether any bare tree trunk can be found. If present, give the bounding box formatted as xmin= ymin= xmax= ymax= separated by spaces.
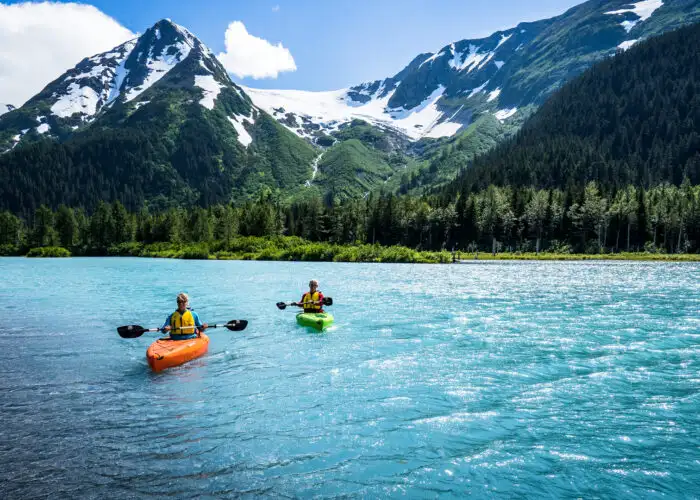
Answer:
xmin=615 ymin=229 xmax=620 ymax=253
xmin=492 ymin=235 xmax=496 ymax=256
xmin=603 ymin=223 xmax=608 ymax=251
xmin=677 ymin=226 xmax=683 ymax=254
xmin=626 ymin=221 xmax=631 ymax=252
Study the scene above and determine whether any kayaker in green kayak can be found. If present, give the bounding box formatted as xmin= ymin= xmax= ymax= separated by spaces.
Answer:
xmin=293 ymin=280 xmax=325 ymax=313
xmin=162 ymin=293 xmax=208 ymax=340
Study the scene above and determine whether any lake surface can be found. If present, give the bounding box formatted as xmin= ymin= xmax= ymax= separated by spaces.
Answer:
xmin=1 ymin=258 xmax=698 ymax=498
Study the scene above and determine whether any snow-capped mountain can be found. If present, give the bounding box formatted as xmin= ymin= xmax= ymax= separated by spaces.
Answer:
xmin=0 ymin=19 xmax=261 ymax=152
xmin=0 ymin=19 xmax=317 ymax=212
xmin=249 ymin=0 xmax=699 ymax=143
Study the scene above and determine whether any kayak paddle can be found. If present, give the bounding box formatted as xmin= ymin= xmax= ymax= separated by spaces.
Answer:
xmin=276 ymin=297 xmax=333 ymax=310
xmin=117 ymin=320 xmax=249 ymax=339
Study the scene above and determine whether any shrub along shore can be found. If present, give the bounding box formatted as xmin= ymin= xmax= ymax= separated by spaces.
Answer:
xmin=9 ymin=237 xmax=700 ymax=262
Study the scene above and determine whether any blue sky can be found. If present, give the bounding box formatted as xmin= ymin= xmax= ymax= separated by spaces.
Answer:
xmin=3 ymin=0 xmax=585 ymax=93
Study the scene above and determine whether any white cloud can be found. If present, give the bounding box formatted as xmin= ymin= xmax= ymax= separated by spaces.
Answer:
xmin=216 ymin=21 xmax=296 ymax=79
xmin=272 ymin=5 xmax=280 ymax=12
xmin=0 ymin=2 xmax=135 ymax=107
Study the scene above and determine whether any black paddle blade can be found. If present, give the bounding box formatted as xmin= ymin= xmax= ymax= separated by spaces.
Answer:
xmin=117 ymin=325 xmax=146 ymax=338
xmin=323 ymin=297 xmax=333 ymax=306
xmin=225 ymin=320 xmax=248 ymax=331
xmin=276 ymin=302 xmax=287 ymax=310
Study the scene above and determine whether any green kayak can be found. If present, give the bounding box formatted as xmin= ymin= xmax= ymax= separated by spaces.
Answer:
xmin=296 ymin=312 xmax=334 ymax=330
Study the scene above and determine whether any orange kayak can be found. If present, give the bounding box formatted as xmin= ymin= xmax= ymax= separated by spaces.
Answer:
xmin=146 ymin=334 xmax=210 ymax=372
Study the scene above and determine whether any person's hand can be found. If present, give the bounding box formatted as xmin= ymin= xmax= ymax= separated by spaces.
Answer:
xmin=291 ymin=302 xmax=298 ymax=306
xmin=163 ymin=325 xmax=171 ymax=332
xmin=201 ymin=323 xmax=208 ymax=330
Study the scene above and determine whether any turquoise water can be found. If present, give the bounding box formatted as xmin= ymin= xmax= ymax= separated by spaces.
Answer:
xmin=1 ymin=258 xmax=699 ymax=498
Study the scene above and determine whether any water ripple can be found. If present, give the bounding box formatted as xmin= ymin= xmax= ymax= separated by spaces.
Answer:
xmin=0 ymin=258 xmax=698 ymax=497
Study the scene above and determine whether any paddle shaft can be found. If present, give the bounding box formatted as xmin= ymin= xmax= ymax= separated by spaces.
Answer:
xmin=283 ymin=298 xmax=333 ymax=306
xmin=118 ymin=319 xmax=248 ymax=338
xmin=166 ymin=323 xmax=240 ymax=331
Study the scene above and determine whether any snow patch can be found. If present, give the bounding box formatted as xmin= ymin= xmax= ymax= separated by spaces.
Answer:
xmin=468 ymin=80 xmax=490 ymax=97
xmin=487 ymin=88 xmax=501 ymax=102
xmin=478 ymin=51 xmax=496 ymax=69
xmin=68 ymin=64 xmax=108 ymax=81
xmin=246 ymin=83 xmax=459 ymax=140
xmin=51 ymin=38 xmax=137 ymax=117
xmin=194 ymin=75 xmax=223 ymax=110
xmin=3 ymin=133 xmax=22 ymax=154
xmin=606 ymin=0 xmax=663 ymax=32
xmin=51 ymin=83 xmax=100 ymax=118
xmin=419 ymin=50 xmax=445 ymax=68
xmin=449 ymin=44 xmax=491 ymax=73
xmin=621 ymin=20 xmax=639 ymax=32
xmin=496 ymin=33 xmax=512 ymax=48
xmin=494 ymin=108 xmax=517 ymax=121
xmin=36 ymin=123 xmax=50 ymax=134
xmin=105 ymin=39 xmax=137 ymax=105
xmin=199 ymin=57 xmax=213 ymax=74
xmin=125 ymin=38 xmax=193 ymax=102
xmin=228 ymin=113 xmax=254 ymax=147
xmin=171 ymin=22 xmax=199 ymax=47
xmin=618 ymin=39 xmax=639 ymax=50
xmin=423 ymin=122 xmax=461 ymax=139
xmin=424 ymin=103 xmax=465 ymax=138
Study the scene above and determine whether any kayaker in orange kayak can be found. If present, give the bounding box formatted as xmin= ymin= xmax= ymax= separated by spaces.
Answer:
xmin=162 ymin=293 xmax=208 ymax=340
xmin=293 ymin=280 xmax=325 ymax=313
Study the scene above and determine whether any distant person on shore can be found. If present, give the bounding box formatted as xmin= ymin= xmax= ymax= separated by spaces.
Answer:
xmin=162 ymin=293 xmax=208 ymax=339
xmin=293 ymin=280 xmax=325 ymax=313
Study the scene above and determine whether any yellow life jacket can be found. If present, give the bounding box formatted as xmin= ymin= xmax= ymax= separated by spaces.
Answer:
xmin=170 ymin=309 xmax=196 ymax=337
xmin=302 ymin=291 xmax=321 ymax=312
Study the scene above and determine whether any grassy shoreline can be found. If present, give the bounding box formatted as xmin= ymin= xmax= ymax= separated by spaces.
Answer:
xmin=6 ymin=237 xmax=700 ymax=262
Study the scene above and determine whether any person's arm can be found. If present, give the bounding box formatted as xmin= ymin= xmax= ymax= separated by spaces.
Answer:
xmin=192 ymin=311 xmax=208 ymax=335
xmin=318 ymin=292 xmax=324 ymax=309
xmin=162 ymin=313 xmax=172 ymax=332
xmin=292 ymin=295 xmax=305 ymax=307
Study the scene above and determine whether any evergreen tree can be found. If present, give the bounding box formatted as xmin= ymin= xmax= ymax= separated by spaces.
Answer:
xmin=55 ymin=205 xmax=78 ymax=248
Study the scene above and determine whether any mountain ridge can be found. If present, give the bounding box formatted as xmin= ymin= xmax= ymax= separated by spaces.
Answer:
xmin=248 ymin=0 xmax=700 ymax=147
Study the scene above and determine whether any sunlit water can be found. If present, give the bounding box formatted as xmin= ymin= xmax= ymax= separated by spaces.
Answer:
xmin=1 ymin=258 xmax=698 ymax=498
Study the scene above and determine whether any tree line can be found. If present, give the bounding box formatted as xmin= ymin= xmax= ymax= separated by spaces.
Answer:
xmin=2 ymin=182 xmax=698 ymax=255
